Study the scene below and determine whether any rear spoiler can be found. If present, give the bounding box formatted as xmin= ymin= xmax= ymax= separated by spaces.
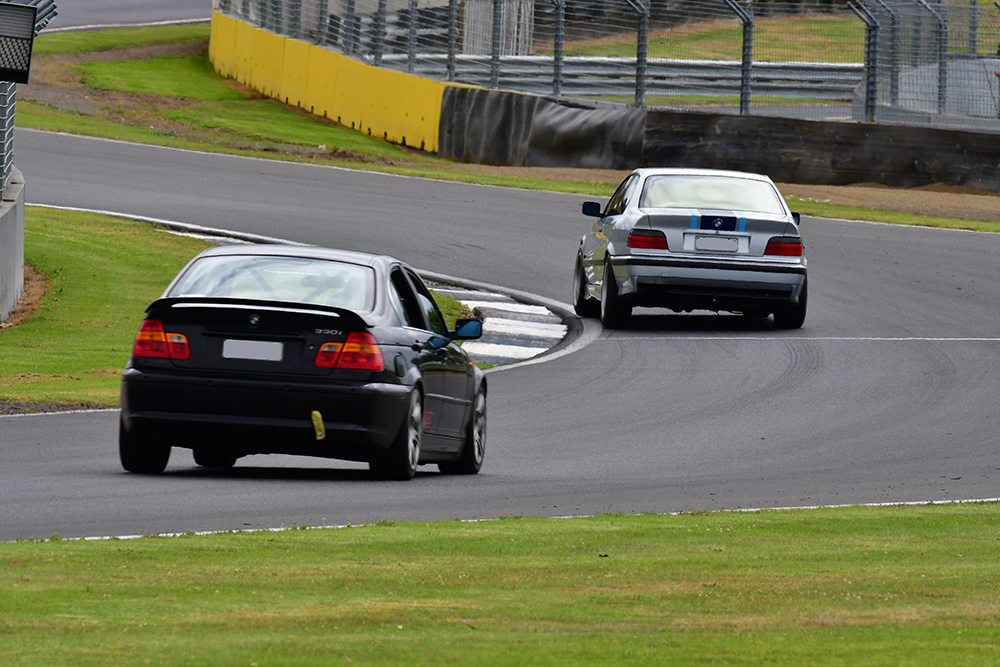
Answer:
xmin=147 ymin=297 xmax=371 ymax=327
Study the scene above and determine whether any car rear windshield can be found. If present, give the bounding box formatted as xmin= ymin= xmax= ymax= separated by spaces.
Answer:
xmin=640 ymin=175 xmax=786 ymax=215
xmin=167 ymin=255 xmax=376 ymax=312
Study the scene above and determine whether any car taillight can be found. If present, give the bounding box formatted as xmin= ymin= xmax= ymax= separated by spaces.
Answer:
xmin=627 ymin=229 xmax=668 ymax=250
xmin=334 ymin=332 xmax=384 ymax=371
xmin=765 ymin=237 xmax=803 ymax=257
xmin=166 ymin=333 xmax=190 ymax=360
xmin=132 ymin=320 xmax=190 ymax=360
xmin=314 ymin=342 xmax=342 ymax=368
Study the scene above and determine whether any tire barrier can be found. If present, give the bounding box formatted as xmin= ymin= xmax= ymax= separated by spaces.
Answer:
xmin=439 ymin=87 xmax=645 ymax=170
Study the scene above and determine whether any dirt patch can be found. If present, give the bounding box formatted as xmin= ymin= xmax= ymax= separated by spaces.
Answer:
xmin=1 ymin=264 xmax=48 ymax=330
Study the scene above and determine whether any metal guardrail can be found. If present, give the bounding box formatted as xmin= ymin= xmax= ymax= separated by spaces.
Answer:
xmin=379 ymin=54 xmax=865 ymax=100
xmin=25 ymin=0 xmax=56 ymax=34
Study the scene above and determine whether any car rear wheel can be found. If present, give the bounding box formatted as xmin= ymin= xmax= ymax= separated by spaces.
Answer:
xmin=119 ymin=418 xmax=170 ymax=474
xmin=773 ymin=278 xmax=808 ymax=329
xmin=573 ymin=258 xmax=599 ymax=318
xmin=371 ymin=389 xmax=422 ymax=480
xmin=440 ymin=388 xmax=486 ymax=475
xmin=600 ymin=258 xmax=631 ymax=328
xmin=193 ymin=448 xmax=237 ymax=470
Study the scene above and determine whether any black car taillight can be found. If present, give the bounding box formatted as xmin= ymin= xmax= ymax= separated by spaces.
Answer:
xmin=315 ymin=332 xmax=384 ymax=371
xmin=765 ymin=237 xmax=803 ymax=257
xmin=314 ymin=342 xmax=342 ymax=368
xmin=132 ymin=320 xmax=190 ymax=360
xmin=627 ymin=229 xmax=668 ymax=250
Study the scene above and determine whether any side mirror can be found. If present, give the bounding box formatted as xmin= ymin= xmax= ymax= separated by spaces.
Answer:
xmin=791 ymin=211 xmax=801 ymax=226
xmin=453 ymin=318 xmax=483 ymax=340
xmin=582 ymin=201 xmax=603 ymax=217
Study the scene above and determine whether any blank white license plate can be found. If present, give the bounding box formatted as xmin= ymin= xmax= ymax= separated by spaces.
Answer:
xmin=223 ymin=339 xmax=283 ymax=362
xmin=695 ymin=235 xmax=739 ymax=252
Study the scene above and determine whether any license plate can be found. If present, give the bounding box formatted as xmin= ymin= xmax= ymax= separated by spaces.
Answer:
xmin=695 ymin=235 xmax=739 ymax=252
xmin=223 ymin=339 xmax=283 ymax=362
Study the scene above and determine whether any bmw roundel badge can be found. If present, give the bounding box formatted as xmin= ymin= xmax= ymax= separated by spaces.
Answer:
xmin=249 ymin=314 xmax=260 ymax=326
xmin=713 ymin=218 xmax=724 ymax=229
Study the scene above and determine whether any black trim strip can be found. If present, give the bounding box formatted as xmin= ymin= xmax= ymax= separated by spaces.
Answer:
xmin=614 ymin=256 xmax=806 ymax=275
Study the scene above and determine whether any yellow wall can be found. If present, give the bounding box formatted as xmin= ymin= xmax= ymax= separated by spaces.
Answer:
xmin=210 ymin=11 xmax=446 ymax=152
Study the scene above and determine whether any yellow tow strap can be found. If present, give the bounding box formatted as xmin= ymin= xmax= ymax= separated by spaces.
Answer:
xmin=311 ymin=410 xmax=326 ymax=440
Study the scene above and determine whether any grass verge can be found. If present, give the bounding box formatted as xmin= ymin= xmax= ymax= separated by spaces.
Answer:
xmin=785 ymin=199 xmax=1000 ymax=234
xmin=4 ymin=504 xmax=1000 ymax=665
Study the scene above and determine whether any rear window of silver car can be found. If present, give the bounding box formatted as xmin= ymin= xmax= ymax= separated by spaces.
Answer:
xmin=167 ymin=255 xmax=376 ymax=311
xmin=640 ymin=175 xmax=787 ymax=215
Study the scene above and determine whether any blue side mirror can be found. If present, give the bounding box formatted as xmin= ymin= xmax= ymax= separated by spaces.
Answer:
xmin=582 ymin=201 xmax=602 ymax=217
xmin=454 ymin=318 xmax=483 ymax=340
xmin=792 ymin=212 xmax=801 ymax=225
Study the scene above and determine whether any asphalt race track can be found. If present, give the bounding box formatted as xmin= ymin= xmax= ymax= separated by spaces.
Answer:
xmin=3 ymin=1 xmax=999 ymax=541
xmin=46 ymin=0 xmax=210 ymax=31
xmin=4 ymin=128 xmax=1000 ymax=540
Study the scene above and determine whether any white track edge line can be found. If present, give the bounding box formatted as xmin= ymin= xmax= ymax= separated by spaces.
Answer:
xmin=46 ymin=19 xmax=211 ymax=33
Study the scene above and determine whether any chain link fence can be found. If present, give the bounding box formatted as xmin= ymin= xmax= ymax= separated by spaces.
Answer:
xmin=214 ymin=0 xmax=1000 ymax=132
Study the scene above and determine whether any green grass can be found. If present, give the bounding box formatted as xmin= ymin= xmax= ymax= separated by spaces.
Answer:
xmin=164 ymin=98 xmax=422 ymax=157
xmin=74 ymin=54 xmax=247 ymax=100
xmin=3 ymin=505 xmax=1000 ymax=665
xmin=786 ymin=198 xmax=1000 ymax=234
xmin=557 ymin=15 xmax=866 ymax=63
xmin=32 ymin=23 xmax=212 ymax=56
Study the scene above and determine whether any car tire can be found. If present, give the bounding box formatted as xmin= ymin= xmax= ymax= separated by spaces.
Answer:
xmin=119 ymin=418 xmax=170 ymax=474
xmin=440 ymin=388 xmax=486 ymax=475
xmin=572 ymin=258 xmax=600 ymax=318
xmin=773 ymin=278 xmax=808 ymax=329
xmin=193 ymin=448 xmax=237 ymax=470
xmin=371 ymin=389 xmax=422 ymax=480
xmin=600 ymin=257 xmax=631 ymax=329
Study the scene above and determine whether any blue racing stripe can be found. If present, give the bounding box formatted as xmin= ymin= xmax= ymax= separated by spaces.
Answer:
xmin=738 ymin=214 xmax=747 ymax=232
xmin=689 ymin=209 xmax=698 ymax=229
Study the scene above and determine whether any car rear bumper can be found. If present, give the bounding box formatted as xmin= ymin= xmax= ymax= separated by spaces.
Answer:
xmin=611 ymin=254 xmax=806 ymax=311
xmin=120 ymin=368 xmax=409 ymax=461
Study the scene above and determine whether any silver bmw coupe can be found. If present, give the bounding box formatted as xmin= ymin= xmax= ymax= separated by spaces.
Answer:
xmin=574 ymin=168 xmax=807 ymax=329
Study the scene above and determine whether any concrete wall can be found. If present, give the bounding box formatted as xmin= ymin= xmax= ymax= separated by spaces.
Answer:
xmin=0 ymin=167 xmax=25 ymax=322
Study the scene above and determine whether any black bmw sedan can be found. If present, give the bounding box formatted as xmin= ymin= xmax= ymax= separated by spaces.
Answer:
xmin=119 ymin=245 xmax=486 ymax=480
